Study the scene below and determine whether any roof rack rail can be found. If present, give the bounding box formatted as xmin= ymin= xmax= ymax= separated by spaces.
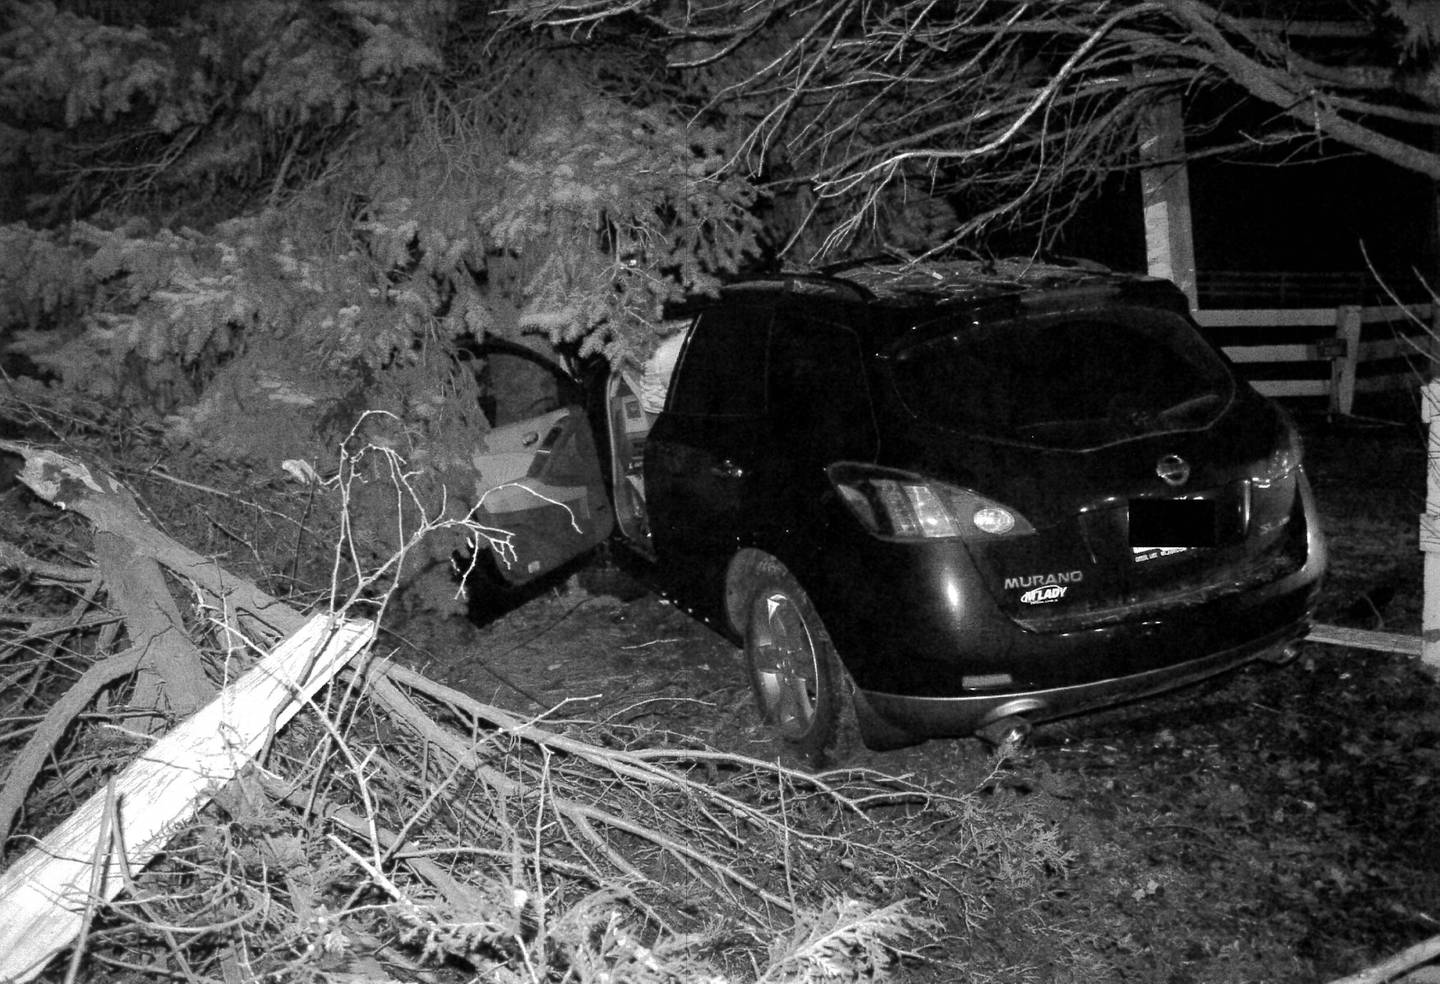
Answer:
xmin=729 ymin=271 xmax=875 ymax=302
xmin=822 ymin=255 xmax=1116 ymax=298
xmin=816 ymin=253 xmax=914 ymax=277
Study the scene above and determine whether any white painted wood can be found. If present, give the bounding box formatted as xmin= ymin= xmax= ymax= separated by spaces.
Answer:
xmin=1422 ymin=380 xmax=1440 ymax=670
xmin=1359 ymin=302 xmax=1433 ymax=324
xmin=1224 ymin=339 xmax=1430 ymax=366
xmin=0 ymin=614 xmax=375 ymax=984
xmin=1198 ymin=306 xmax=1433 ymax=331
xmin=1357 ymin=336 xmax=1435 ymax=361
xmin=1331 ymin=305 xmax=1363 ymax=416
xmin=1306 ymin=623 xmax=1421 ymax=657
xmin=1139 ymin=94 xmax=1197 ymax=308
xmin=1202 ymin=302 xmax=1433 ymax=407
xmin=1195 ymin=308 xmax=1336 ymax=328
xmin=1355 ymin=372 xmax=1429 ymax=394
xmin=1222 ymin=344 xmax=1315 ymax=363
xmin=1250 ymin=379 xmax=1330 ymax=398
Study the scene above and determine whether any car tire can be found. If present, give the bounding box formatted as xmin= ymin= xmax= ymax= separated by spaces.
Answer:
xmin=742 ymin=558 xmax=853 ymax=765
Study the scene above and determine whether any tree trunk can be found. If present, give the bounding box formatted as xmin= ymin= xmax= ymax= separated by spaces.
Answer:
xmin=91 ymin=531 xmax=211 ymax=727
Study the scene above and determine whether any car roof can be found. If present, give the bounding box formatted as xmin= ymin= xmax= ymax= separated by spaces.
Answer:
xmin=823 ymin=257 xmax=1116 ymax=302
xmin=705 ymin=259 xmax=1190 ymax=350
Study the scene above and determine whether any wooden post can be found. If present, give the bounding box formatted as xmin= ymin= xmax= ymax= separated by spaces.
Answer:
xmin=1139 ymin=93 xmax=1198 ymax=309
xmin=0 ymin=614 xmax=376 ymax=984
xmin=1428 ymin=301 xmax=1440 ymax=365
xmin=1422 ymin=379 xmax=1440 ymax=670
xmin=1329 ymin=305 xmax=1362 ymax=417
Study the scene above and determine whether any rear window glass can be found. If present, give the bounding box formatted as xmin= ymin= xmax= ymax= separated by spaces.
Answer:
xmin=769 ymin=315 xmax=876 ymax=456
xmin=666 ymin=306 xmax=770 ymax=417
xmin=887 ymin=307 xmax=1234 ymax=450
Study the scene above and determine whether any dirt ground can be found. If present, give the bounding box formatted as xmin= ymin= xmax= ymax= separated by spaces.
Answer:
xmin=384 ymin=400 xmax=1440 ymax=983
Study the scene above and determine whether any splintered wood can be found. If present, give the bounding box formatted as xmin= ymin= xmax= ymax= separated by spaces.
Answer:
xmin=0 ymin=615 xmax=375 ymax=984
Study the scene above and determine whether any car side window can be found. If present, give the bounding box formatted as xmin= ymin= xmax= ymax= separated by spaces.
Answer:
xmin=665 ymin=306 xmax=771 ymax=417
xmin=768 ymin=313 xmax=876 ymax=454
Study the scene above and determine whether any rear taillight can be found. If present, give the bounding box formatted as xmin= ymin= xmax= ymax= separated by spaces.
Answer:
xmin=827 ymin=463 xmax=1035 ymax=540
xmin=1251 ymin=410 xmax=1303 ymax=488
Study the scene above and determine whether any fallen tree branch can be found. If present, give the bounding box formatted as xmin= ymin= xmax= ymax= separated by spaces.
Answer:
xmin=0 ymin=539 xmax=95 ymax=583
xmin=0 ymin=433 xmax=1052 ymax=982
xmin=0 ymin=610 xmax=119 ymax=638
xmin=262 ymin=775 xmax=509 ymax=918
xmin=378 ymin=660 xmax=856 ymax=833
xmin=358 ymin=659 xmax=988 ymax=933
xmin=1325 ymin=934 xmax=1440 ymax=984
xmin=91 ymin=530 xmax=211 ymax=726
xmin=0 ymin=440 xmax=308 ymax=638
xmin=0 ymin=442 xmax=313 ymax=856
xmin=0 ymin=643 xmax=147 ymax=848
xmin=0 ymin=613 xmax=374 ymax=984
xmin=0 ymin=579 xmax=108 ymax=724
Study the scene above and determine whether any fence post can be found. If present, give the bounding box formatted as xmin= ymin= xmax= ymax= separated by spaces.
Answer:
xmin=1421 ymin=379 xmax=1440 ymax=670
xmin=1329 ymin=305 xmax=1362 ymax=416
xmin=1429 ymin=301 xmax=1440 ymax=365
xmin=1138 ymin=91 xmax=1198 ymax=309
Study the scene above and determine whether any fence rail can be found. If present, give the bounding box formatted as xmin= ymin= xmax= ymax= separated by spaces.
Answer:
xmin=1197 ymin=269 xmax=1434 ymax=308
xmin=1199 ymin=271 xmax=1368 ymax=308
xmin=1194 ymin=302 xmax=1437 ymax=413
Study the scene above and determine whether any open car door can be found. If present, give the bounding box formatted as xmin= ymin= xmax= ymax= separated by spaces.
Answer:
xmin=470 ymin=406 xmax=614 ymax=586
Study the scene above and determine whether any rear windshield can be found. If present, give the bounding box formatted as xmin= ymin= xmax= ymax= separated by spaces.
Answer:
xmin=887 ymin=307 xmax=1234 ymax=450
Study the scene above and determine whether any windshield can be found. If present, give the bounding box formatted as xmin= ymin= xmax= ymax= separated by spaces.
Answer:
xmin=887 ymin=306 xmax=1234 ymax=450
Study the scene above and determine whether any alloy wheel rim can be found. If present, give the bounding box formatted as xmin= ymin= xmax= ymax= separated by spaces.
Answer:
xmin=751 ymin=590 xmax=819 ymax=740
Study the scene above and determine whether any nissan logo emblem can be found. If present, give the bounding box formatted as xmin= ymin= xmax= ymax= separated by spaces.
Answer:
xmin=1156 ymin=454 xmax=1191 ymax=487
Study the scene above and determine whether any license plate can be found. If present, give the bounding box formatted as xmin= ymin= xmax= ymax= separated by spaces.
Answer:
xmin=1129 ymin=498 xmax=1216 ymax=549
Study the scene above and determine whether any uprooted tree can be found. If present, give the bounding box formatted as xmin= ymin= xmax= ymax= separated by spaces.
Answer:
xmin=505 ymin=0 xmax=1440 ymax=249
xmin=7 ymin=0 xmax=1440 ymax=609
xmin=6 ymin=2 xmax=1440 ymax=980
xmin=0 ymin=425 xmax=1072 ymax=981
xmin=1 ymin=2 xmax=764 ymax=611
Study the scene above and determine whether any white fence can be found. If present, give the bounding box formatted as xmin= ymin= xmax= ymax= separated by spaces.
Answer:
xmin=1195 ymin=303 xmax=1437 ymax=414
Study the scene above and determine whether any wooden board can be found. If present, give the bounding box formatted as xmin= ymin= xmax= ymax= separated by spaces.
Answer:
xmin=1223 ymin=337 xmax=1431 ymax=365
xmin=1195 ymin=308 xmax=1337 ymax=328
xmin=1306 ymin=623 xmax=1422 ymax=657
xmin=1250 ymin=379 xmax=1331 ymax=398
xmin=0 ymin=614 xmax=375 ymax=984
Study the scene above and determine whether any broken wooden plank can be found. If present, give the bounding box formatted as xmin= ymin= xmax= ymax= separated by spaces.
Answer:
xmin=0 ymin=613 xmax=375 ymax=984
xmin=1422 ymin=379 xmax=1440 ymax=670
xmin=1306 ymin=623 xmax=1422 ymax=657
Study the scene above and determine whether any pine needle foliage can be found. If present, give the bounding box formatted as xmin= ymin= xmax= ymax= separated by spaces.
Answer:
xmin=1 ymin=2 xmax=770 ymax=610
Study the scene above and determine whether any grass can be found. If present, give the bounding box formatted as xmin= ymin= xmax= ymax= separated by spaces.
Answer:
xmin=979 ymin=399 xmax=1440 ymax=983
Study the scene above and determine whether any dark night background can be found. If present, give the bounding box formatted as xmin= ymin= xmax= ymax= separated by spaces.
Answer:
xmin=4 ymin=4 xmax=1440 ymax=983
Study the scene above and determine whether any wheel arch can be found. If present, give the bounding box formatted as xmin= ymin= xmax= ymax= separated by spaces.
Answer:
xmin=726 ymin=545 xmax=919 ymax=756
xmin=722 ymin=540 xmax=840 ymax=642
xmin=723 ymin=547 xmax=776 ymax=637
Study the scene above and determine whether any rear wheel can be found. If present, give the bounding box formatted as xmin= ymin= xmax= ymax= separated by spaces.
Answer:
xmin=743 ymin=559 xmax=847 ymax=763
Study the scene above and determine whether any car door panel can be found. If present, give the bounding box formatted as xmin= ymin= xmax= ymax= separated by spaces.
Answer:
xmin=645 ymin=306 xmax=773 ymax=571
xmin=472 ymin=406 xmax=614 ymax=585
xmin=647 ymin=415 xmax=769 ymax=561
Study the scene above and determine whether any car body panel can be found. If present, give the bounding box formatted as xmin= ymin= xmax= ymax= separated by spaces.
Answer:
xmin=492 ymin=262 xmax=1327 ymax=742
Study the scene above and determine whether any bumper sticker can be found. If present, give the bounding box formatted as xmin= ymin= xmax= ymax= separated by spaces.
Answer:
xmin=1019 ymin=584 xmax=1069 ymax=605
xmin=1132 ymin=545 xmax=1190 ymax=563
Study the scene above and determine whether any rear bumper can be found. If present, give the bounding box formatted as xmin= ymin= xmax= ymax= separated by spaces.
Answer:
xmin=849 ymin=473 xmax=1326 ymax=740
xmin=856 ymin=617 xmax=1308 ymax=739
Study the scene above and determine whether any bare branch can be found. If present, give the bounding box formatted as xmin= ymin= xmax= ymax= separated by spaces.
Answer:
xmin=1163 ymin=0 xmax=1440 ymax=179
xmin=506 ymin=0 xmax=1440 ymax=255
xmin=0 ymin=644 xmax=145 ymax=848
xmin=0 ymin=540 xmax=95 ymax=584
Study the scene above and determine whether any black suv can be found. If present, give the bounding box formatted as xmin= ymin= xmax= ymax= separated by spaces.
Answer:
xmin=469 ymin=260 xmax=1326 ymax=757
